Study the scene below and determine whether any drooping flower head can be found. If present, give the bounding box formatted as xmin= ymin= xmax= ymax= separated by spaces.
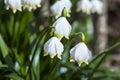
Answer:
xmin=91 ymin=0 xmax=103 ymax=14
xmin=44 ymin=37 xmax=64 ymax=59
xmin=4 ymin=0 xmax=22 ymax=13
xmin=77 ymin=0 xmax=92 ymax=14
xmin=52 ymin=17 xmax=72 ymax=39
xmin=51 ymin=0 xmax=72 ymax=18
xmin=22 ymin=0 xmax=41 ymax=11
xmin=70 ymin=42 xmax=92 ymax=66
xmin=61 ymin=0 xmax=72 ymax=13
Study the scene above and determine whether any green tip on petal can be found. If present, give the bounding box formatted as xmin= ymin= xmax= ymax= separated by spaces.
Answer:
xmin=67 ymin=13 xmax=70 ymax=17
xmin=36 ymin=4 xmax=41 ymax=7
xmin=70 ymin=57 xmax=75 ymax=62
xmin=65 ymin=35 xmax=69 ymax=39
xmin=12 ymin=8 xmax=17 ymax=13
xmin=18 ymin=8 xmax=22 ymax=11
xmin=57 ymin=53 xmax=62 ymax=60
xmin=43 ymin=51 xmax=47 ymax=56
xmin=5 ymin=5 xmax=10 ymax=10
xmin=58 ymin=34 xmax=63 ymax=40
xmin=78 ymin=60 xmax=83 ymax=66
xmin=50 ymin=53 xmax=55 ymax=59
xmin=85 ymin=59 xmax=89 ymax=65
xmin=55 ymin=13 xmax=59 ymax=17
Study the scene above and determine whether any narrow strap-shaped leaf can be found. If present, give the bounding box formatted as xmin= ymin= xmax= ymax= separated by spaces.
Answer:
xmin=0 ymin=34 xmax=9 ymax=57
xmin=88 ymin=41 xmax=120 ymax=80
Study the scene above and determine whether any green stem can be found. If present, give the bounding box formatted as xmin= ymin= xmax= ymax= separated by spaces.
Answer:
xmin=86 ymin=14 xmax=94 ymax=35
xmin=73 ymin=32 xmax=86 ymax=42
xmin=24 ymin=27 xmax=51 ymax=79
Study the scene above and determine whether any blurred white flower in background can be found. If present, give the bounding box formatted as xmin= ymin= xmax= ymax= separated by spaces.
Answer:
xmin=4 ymin=0 xmax=41 ymax=13
xmin=77 ymin=0 xmax=103 ymax=14
xmin=15 ymin=62 xmax=20 ymax=70
xmin=70 ymin=42 xmax=92 ymax=66
xmin=77 ymin=0 xmax=92 ymax=14
xmin=4 ymin=0 xmax=22 ymax=13
xmin=44 ymin=37 xmax=64 ymax=59
xmin=22 ymin=0 xmax=41 ymax=11
xmin=53 ymin=17 xmax=72 ymax=40
xmin=51 ymin=0 xmax=72 ymax=18
xmin=60 ymin=67 xmax=68 ymax=74
xmin=91 ymin=0 xmax=103 ymax=14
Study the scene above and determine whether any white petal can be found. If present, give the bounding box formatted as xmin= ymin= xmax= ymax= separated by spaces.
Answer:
xmin=22 ymin=0 xmax=41 ymax=10
xmin=51 ymin=1 xmax=64 ymax=16
xmin=77 ymin=0 xmax=92 ymax=14
xmin=44 ymin=37 xmax=64 ymax=58
xmin=70 ymin=42 xmax=92 ymax=64
xmin=53 ymin=17 xmax=72 ymax=39
xmin=4 ymin=0 xmax=22 ymax=12
xmin=50 ymin=0 xmax=72 ymax=17
xmin=61 ymin=0 xmax=72 ymax=9
xmin=91 ymin=0 xmax=103 ymax=14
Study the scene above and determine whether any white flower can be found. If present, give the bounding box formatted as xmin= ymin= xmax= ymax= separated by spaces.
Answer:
xmin=70 ymin=42 xmax=92 ymax=66
xmin=53 ymin=17 xmax=72 ymax=39
xmin=22 ymin=0 xmax=41 ymax=11
xmin=4 ymin=0 xmax=22 ymax=13
xmin=50 ymin=0 xmax=72 ymax=18
xmin=91 ymin=0 xmax=103 ymax=14
xmin=77 ymin=0 xmax=92 ymax=14
xmin=44 ymin=37 xmax=64 ymax=59
xmin=61 ymin=0 xmax=72 ymax=13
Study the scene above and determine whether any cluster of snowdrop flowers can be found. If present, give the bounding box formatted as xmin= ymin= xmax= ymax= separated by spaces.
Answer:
xmin=44 ymin=9 xmax=72 ymax=59
xmin=43 ymin=1 xmax=72 ymax=59
xmin=77 ymin=0 xmax=103 ymax=14
xmin=51 ymin=0 xmax=72 ymax=18
xmin=4 ymin=0 xmax=41 ymax=13
xmin=44 ymin=7 xmax=92 ymax=66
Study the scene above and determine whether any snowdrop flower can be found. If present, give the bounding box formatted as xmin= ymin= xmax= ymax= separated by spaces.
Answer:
xmin=91 ymin=0 xmax=103 ymax=14
xmin=61 ymin=0 xmax=72 ymax=14
xmin=44 ymin=37 xmax=64 ymax=59
xmin=4 ymin=0 xmax=22 ymax=13
xmin=53 ymin=17 xmax=72 ymax=39
xmin=61 ymin=0 xmax=72 ymax=9
xmin=51 ymin=0 xmax=72 ymax=18
xmin=70 ymin=42 xmax=92 ymax=66
xmin=77 ymin=0 xmax=92 ymax=14
xmin=22 ymin=0 xmax=41 ymax=11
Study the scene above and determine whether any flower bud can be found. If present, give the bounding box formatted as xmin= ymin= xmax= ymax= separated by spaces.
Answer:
xmin=62 ymin=7 xmax=67 ymax=17
xmin=81 ymin=33 xmax=85 ymax=42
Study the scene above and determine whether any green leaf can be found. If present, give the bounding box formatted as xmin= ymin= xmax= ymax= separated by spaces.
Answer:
xmin=0 ymin=64 xmax=8 ymax=68
xmin=5 ymin=73 xmax=23 ymax=80
xmin=0 ymin=34 xmax=9 ymax=57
